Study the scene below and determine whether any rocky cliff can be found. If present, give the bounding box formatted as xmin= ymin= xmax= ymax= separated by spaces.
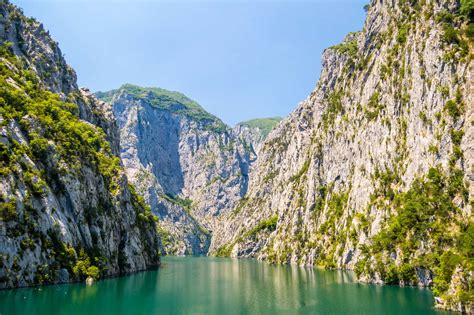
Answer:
xmin=233 ymin=117 xmax=282 ymax=157
xmin=96 ymin=85 xmax=254 ymax=255
xmin=0 ymin=1 xmax=160 ymax=288
xmin=211 ymin=0 xmax=473 ymax=312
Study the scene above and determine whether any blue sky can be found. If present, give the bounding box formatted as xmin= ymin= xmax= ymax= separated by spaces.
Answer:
xmin=14 ymin=0 xmax=367 ymax=126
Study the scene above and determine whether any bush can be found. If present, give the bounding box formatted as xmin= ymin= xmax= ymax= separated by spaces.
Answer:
xmin=450 ymin=129 xmax=464 ymax=146
xmin=437 ymin=85 xmax=450 ymax=98
xmin=354 ymin=258 xmax=368 ymax=277
xmin=0 ymin=198 xmax=17 ymax=221
xmin=433 ymin=251 xmax=462 ymax=296
xmin=442 ymin=24 xmax=459 ymax=44
xmin=30 ymin=137 xmax=50 ymax=159
xmin=86 ymin=266 xmax=100 ymax=280
xmin=0 ymin=143 xmax=9 ymax=164
xmin=20 ymin=237 xmax=35 ymax=251
xmin=215 ymin=243 xmax=234 ymax=257
xmin=383 ymin=264 xmax=399 ymax=284
xmin=320 ymin=91 xmax=345 ymax=130
xmin=466 ymin=22 xmax=474 ymax=39
xmin=458 ymin=223 xmax=474 ymax=258
xmin=73 ymin=248 xmax=100 ymax=281
xmin=444 ymin=93 xmax=464 ymax=121
xmin=290 ymin=159 xmax=310 ymax=182
xmin=461 ymin=0 xmax=474 ymax=21
xmin=24 ymin=171 xmax=47 ymax=196
xmin=397 ymin=25 xmax=409 ymax=44
xmin=162 ymin=193 xmax=192 ymax=211
xmin=365 ymin=92 xmax=384 ymax=120
xmin=245 ymin=215 xmax=279 ymax=237
xmin=398 ymin=263 xmax=415 ymax=283
xmin=436 ymin=11 xmax=455 ymax=24
xmin=129 ymin=184 xmax=157 ymax=223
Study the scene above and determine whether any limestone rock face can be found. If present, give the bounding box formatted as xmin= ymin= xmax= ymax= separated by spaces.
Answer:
xmin=211 ymin=0 xmax=473 ymax=312
xmin=233 ymin=117 xmax=283 ymax=157
xmin=0 ymin=1 xmax=160 ymax=289
xmin=97 ymin=85 xmax=255 ymax=255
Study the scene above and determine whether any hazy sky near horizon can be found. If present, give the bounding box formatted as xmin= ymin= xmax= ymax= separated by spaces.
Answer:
xmin=14 ymin=0 xmax=367 ymax=125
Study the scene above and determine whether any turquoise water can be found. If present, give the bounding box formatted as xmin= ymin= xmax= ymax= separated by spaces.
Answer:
xmin=1 ymin=256 xmax=453 ymax=315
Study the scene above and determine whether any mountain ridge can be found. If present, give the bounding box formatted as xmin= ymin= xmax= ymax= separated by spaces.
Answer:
xmin=98 ymin=84 xmax=267 ymax=255
xmin=210 ymin=0 xmax=473 ymax=313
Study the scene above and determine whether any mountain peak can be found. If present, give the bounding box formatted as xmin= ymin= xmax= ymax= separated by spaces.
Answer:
xmin=95 ymin=84 xmax=227 ymax=133
xmin=237 ymin=117 xmax=283 ymax=137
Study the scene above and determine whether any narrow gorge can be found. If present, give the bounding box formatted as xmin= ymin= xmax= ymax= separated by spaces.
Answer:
xmin=95 ymin=85 xmax=275 ymax=255
xmin=0 ymin=0 xmax=473 ymax=314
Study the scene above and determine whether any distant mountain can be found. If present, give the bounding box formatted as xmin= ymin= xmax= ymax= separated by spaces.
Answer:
xmin=96 ymin=84 xmax=227 ymax=133
xmin=233 ymin=117 xmax=283 ymax=158
xmin=96 ymin=85 xmax=256 ymax=255
xmin=237 ymin=117 xmax=283 ymax=138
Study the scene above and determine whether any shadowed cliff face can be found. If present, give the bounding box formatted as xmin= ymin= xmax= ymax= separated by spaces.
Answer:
xmin=210 ymin=0 xmax=473 ymax=313
xmin=0 ymin=1 xmax=161 ymax=289
xmin=114 ymin=96 xmax=184 ymax=195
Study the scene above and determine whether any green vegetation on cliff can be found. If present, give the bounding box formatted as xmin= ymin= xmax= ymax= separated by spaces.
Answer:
xmin=237 ymin=117 xmax=282 ymax=137
xmin=0 ymin=42 xmax=158 ymax=285
xmin=95 ymin=84 xmax=227 ymax=133
xmin=215 ymin=215 xmax=278 ymax=257
xmin=212 ymin=1 xmax=473 ymax=313
xmin=356 ymin=167 xmax=472 ymax=306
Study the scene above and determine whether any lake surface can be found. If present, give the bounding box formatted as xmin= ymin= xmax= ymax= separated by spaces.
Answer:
xmin=1 ymin=256 xmax=453 ymax=315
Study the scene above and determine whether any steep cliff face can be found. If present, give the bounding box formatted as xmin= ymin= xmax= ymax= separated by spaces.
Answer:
xmin=96 ymin=85 xmax=253 ymax=255
xmin=233 ymin=117 xmax=282 ymax=157
xmin=0 ymin=2 xmax=160 ymax=288
xmin=212 ymin=0 xmax=473 ymax=312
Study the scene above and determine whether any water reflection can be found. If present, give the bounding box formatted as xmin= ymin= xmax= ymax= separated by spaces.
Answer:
xmin=0 ymin=257 xmax=453 ymax=315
